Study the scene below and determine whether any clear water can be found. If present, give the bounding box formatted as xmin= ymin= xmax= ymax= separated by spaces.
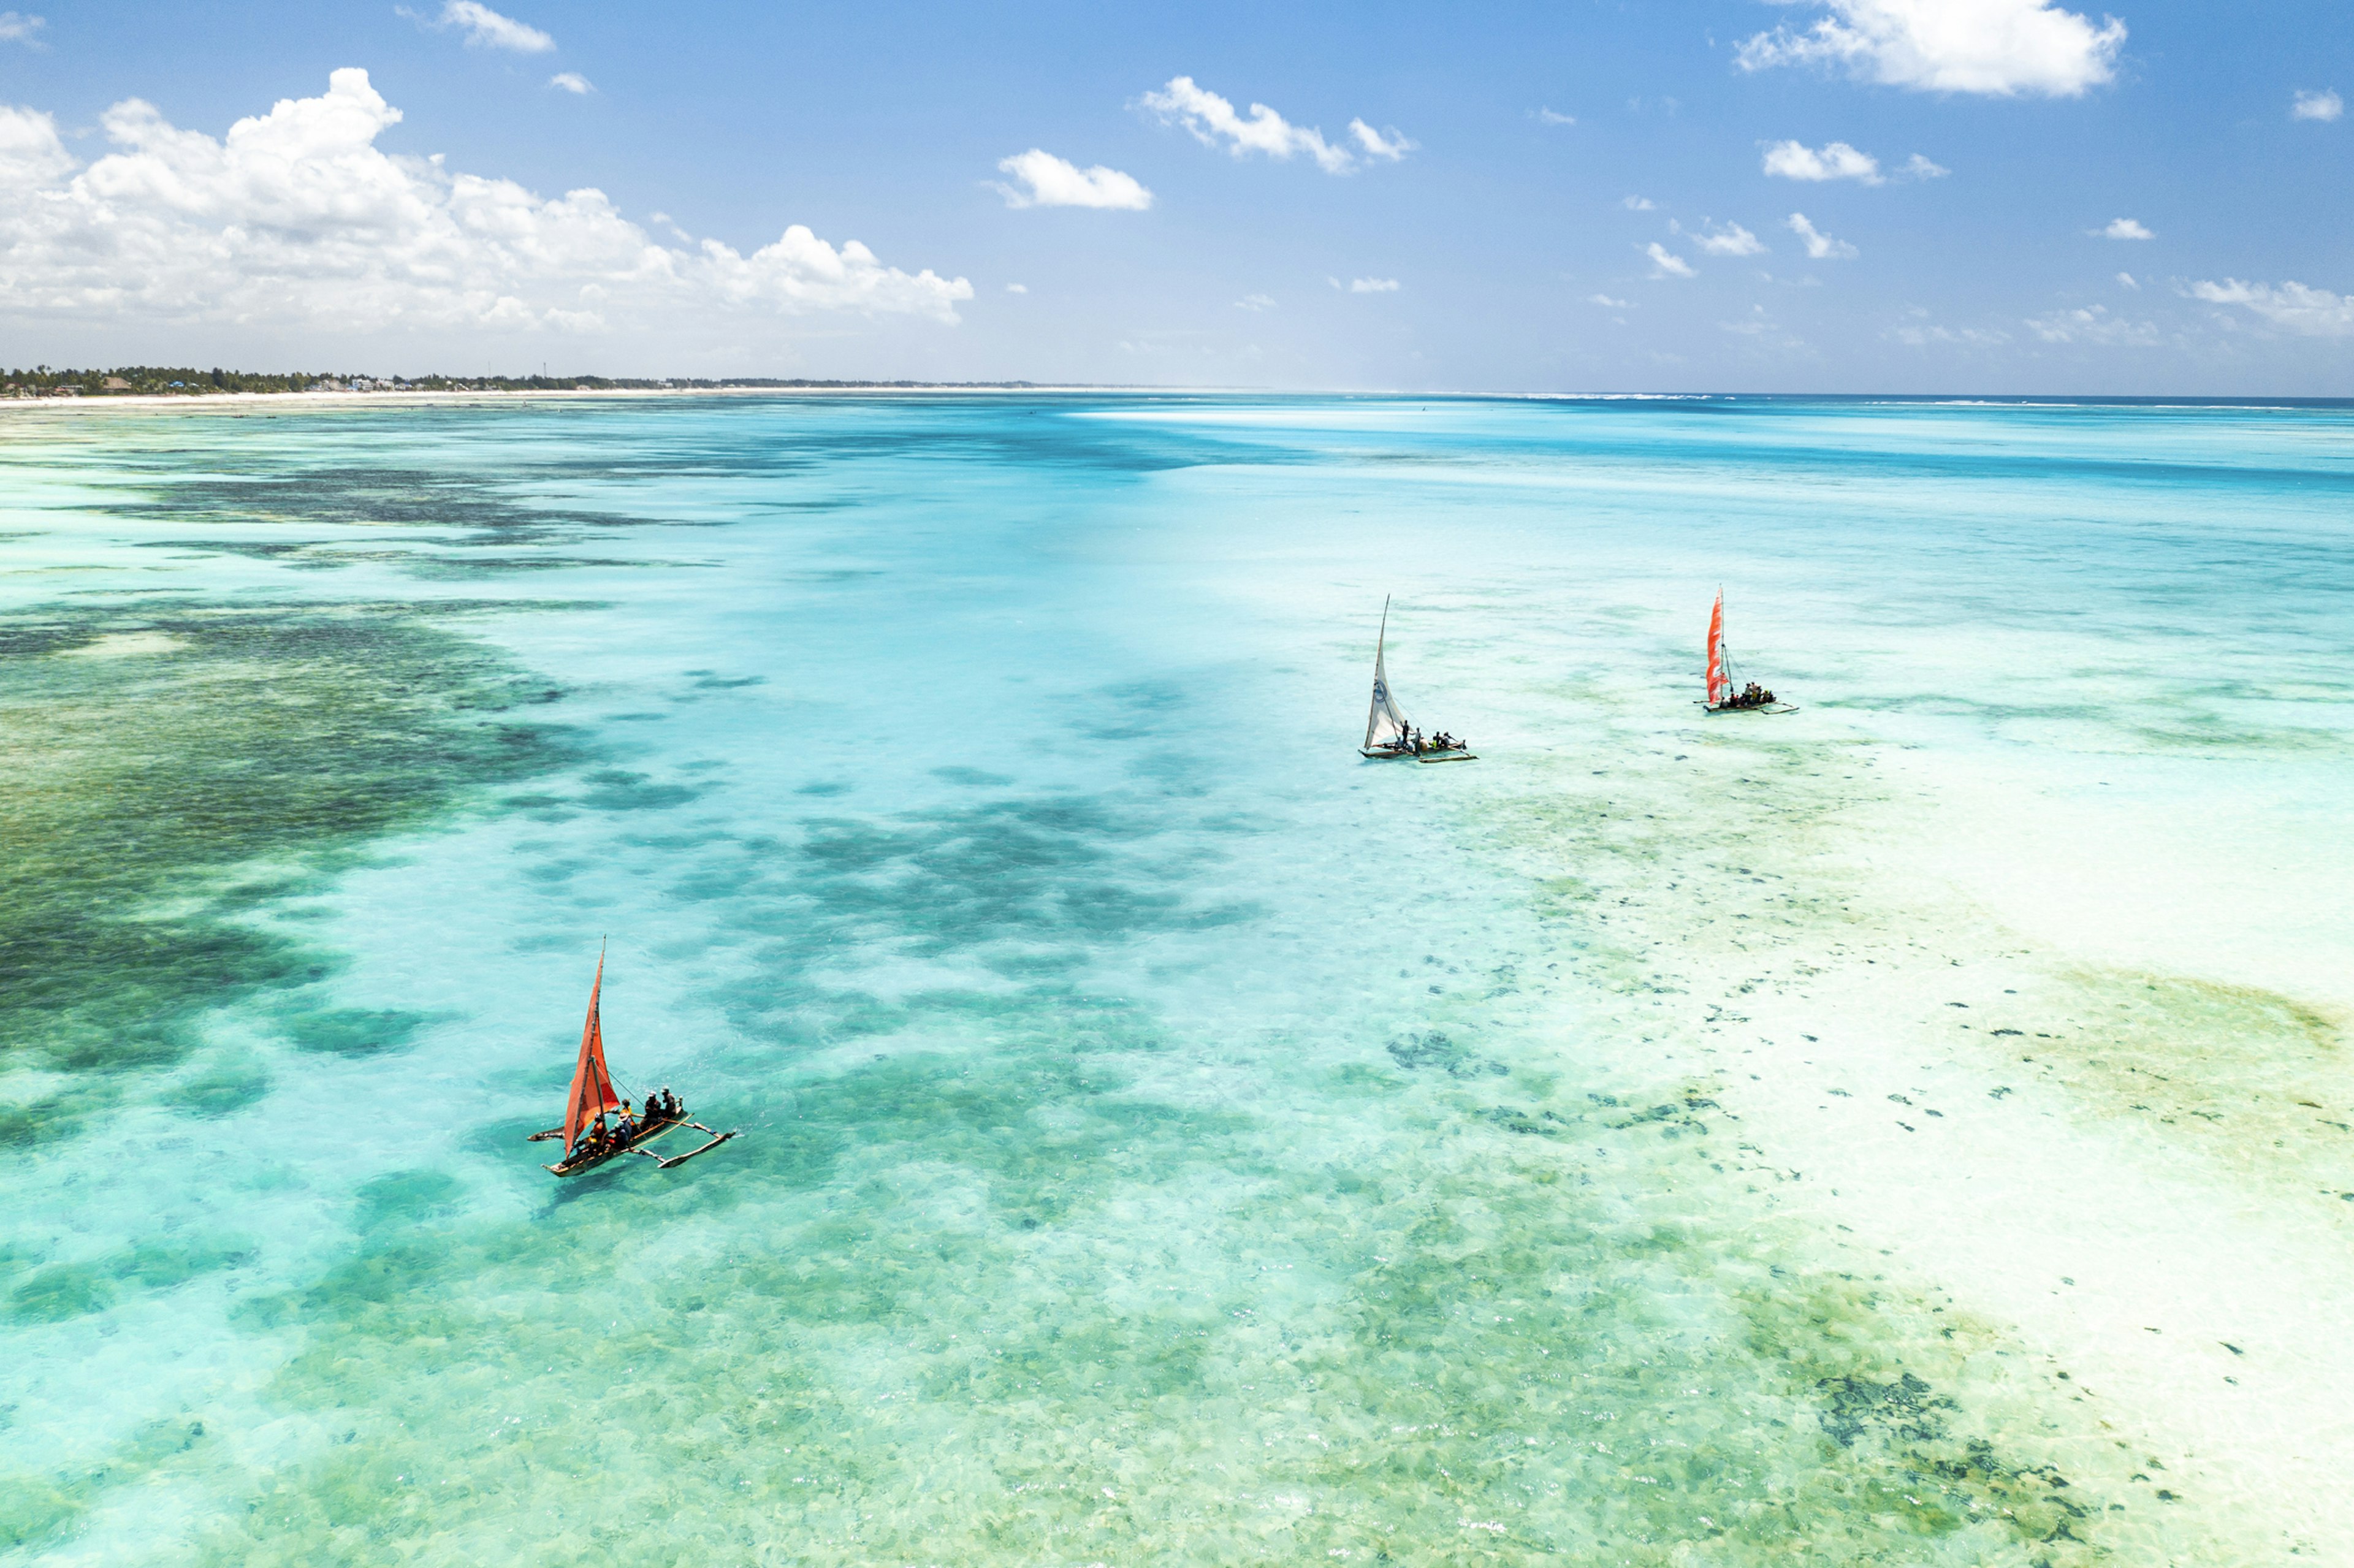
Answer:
xmin=4 ymin=394 xmax=2351 ymax=1564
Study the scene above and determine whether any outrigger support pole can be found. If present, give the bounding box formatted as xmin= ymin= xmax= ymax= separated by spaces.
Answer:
xmin=657 ymin=1125 xmax=741 ymax=1168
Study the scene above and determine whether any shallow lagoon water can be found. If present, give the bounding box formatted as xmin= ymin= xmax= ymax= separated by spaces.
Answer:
xmin=2 ymin=394 xmax=2350 ymax=1564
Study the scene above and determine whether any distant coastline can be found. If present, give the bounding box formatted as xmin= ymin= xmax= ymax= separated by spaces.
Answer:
xmin=0 ymin=367 xmax=1090 ymax=408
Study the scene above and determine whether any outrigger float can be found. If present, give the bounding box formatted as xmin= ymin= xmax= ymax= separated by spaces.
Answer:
xmin=1700 ymin=590 xmax=1798 ymax=716
xmin=1360 ymin=597 xmax=1477 ymax=763
xmin=527 ymin=946 xmax=738 ymax=1177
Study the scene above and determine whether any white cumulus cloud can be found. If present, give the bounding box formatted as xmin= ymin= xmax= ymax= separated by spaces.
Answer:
xmin=1623 ymin=195 xmax=1656 ymax=210
xmin=2291 ymin=89 xmax=2343 ymax=123
xmin=1736 ymin=0 xmax=2125 ymax=97
xmin=0 ymin=104 xmax=73 ymax=185
xmin=1589 ymin=292 xmax=1631 ymax=308
xmin=1349 ymin=277 xmax=1401 ymax=293
xmin=2026 ymin=304 xmax=2157 ymax=344
xmin=1141 ymin=77 xmax=1405 ymax=174
xmin=992 ymin=149 xmax=1152 ymax=210
xmin=1235 ymin=292 xmax=1274 ymax=311
xmin=2098 ymin=217 xmax=2152 ymax=239
xmin=437 ymin=0 xmax=554 ymax=52
xmin=1786 ymin=212 xmax=1857 ymax=259
xmin=0 ymin=69 xmax=972 ymax=346
xmin=1349 ymin=120 xmax=1415 ymax=161
xmin=1005 ymin=283 xmax=1027 ymax=294
xmin=549 ymin=72 xmax=592 ymax=94
xmin=1900 ymin=153 xmax=1949 ymax=179
xmin=1890 ymin=319 xmax=2011 ymax=347
xmin=1537 ymin=108 xmax=1577 ymax=126
xmin=2190 ymin=279 xmax=2354 ymax=337
xmin=0 ymin=10 xmax=43 ymax=44
xmin=1762 ymin=139 xmax=1882 ymax=183
xmin=1645 ymin=242 xmax=1696 ymax=278
xmin=1696 ymin=221 xmax=1767 ymax=256
xmin=2116 ymin=271 xmax=2138 ymax=288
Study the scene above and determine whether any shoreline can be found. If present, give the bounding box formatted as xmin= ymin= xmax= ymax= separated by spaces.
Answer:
xmin=0 ymin=384 xmax=1134 ymax=414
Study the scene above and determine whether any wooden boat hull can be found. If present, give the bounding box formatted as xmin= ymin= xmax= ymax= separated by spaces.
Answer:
xmin=1416 ymin=750 xmax=1478 ymax=763
xmin=1362 ymin=747 xmax=1478 ymax=762
xmin=1702 ymin=702 xmax=1799 ymax=715
xmin=538 ymin=1113 xmax=732 ymax=1176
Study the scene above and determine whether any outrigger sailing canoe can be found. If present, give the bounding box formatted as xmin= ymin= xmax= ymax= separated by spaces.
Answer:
xmin=1701 ymin=591 xmax=1797 ymax=715
xmin=1360 ymin=596 xmax=1477 ymax=763
xmin=527 ymin=946 xmax=738 ymax=1177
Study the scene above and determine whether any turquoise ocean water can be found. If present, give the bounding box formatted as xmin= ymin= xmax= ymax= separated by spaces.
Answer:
xmin=3 ymin=394 xmax=2351 ymax=1565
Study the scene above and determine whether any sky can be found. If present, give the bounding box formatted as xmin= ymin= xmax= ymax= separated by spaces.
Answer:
xmin=0 ymin=0 xmax=2347 ymax=392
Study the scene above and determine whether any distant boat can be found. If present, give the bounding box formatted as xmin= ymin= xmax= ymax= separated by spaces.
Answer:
xmin=1702 ymin=590 xmax=1797 ymax=714
xmin=528 ymin=946 xmax=737 ymax=1176
xmin=1360 ymin=596 xmax=1477 ymax=763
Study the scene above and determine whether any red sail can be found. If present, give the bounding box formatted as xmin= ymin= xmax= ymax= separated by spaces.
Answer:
xmin=1705 ymin=593 xmax=1729 ymax=707
xmin=562 ymin=953 xmax=621 ymax=1153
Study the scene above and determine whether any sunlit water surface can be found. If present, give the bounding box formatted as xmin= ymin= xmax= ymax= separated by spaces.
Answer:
xmin=3 ymin=394 xmax=2351 ymax=1566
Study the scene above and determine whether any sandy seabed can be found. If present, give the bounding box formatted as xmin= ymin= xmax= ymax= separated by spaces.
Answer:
xmin=1 ymin=392 xmax=2348 ymax=1565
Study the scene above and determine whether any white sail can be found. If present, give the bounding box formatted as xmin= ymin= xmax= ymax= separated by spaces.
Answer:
xmin=1365 ymin=598 xmax=1410 ymax=749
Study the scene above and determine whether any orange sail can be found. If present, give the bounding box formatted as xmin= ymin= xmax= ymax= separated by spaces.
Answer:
xmin=562 ymin=951 xmax=622 ymax=1153
xmin=1705 ymin=593 xmax=1729 ymax=707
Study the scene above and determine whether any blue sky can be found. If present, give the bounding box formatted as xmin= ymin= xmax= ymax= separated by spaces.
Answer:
xmin=0 ymin=0 xmax=2347 ymax=390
